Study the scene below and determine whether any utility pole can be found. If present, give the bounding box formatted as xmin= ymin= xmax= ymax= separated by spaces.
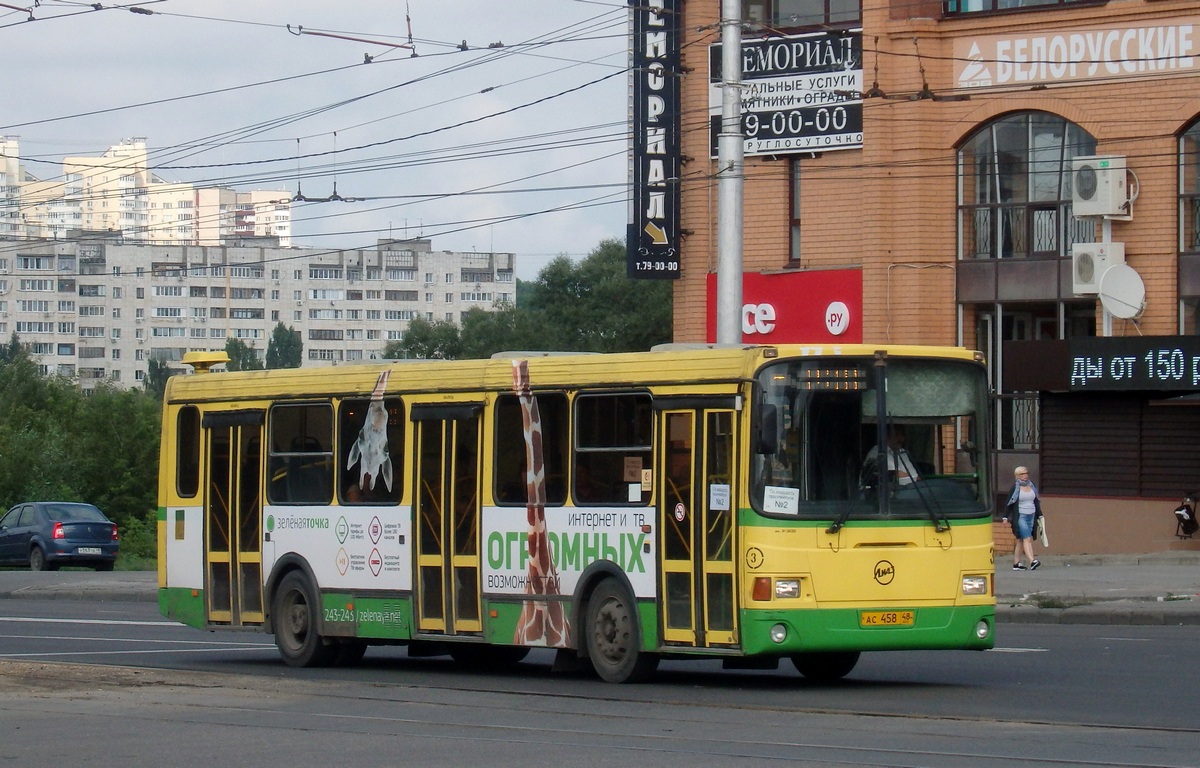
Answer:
xmin=715 ymin=0 xmax=744 ymax=344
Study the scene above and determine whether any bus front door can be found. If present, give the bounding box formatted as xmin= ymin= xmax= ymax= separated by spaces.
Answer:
xmin=658 ymin=406 xmax=737 ymax=647
xmin=202 ymin=410 xmax=265 ymax=626
xmin=411 ymin=404 xmax=483 ymax=636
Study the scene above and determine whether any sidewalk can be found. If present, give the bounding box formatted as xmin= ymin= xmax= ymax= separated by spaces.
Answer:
xmin=2 ymin=555 xmax=1199 ymax=625
xmin=993 ymin=553 xmax=1200 ymax=625
xmin=0 ymin=569 xmax=157 ymax=603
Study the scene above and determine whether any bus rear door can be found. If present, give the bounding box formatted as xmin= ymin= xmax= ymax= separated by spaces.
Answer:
xmin=411 ymin=403 xmax=483 ymax=636
xmin=657 ymin=399 xmax=738 ymax=648
xmin=201 ymin=409 xmax=265 ymax=626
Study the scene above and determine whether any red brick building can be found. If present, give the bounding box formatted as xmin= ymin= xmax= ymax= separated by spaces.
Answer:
xmin=651 ymin=0 xmax=1200 ymax=553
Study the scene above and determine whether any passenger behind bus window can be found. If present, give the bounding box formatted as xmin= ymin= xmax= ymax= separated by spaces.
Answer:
xmin=574 ymin=457 xmax=607 ymax=503
xmin=343 ymin=471 xmax=379 ymax=504
xmin=574 ymin=452 xmax=650 ymax=505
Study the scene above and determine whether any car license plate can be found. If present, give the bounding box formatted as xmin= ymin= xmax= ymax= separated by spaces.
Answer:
xmin=860 ymin=610 xmax=914 ymax=627
xmin=78 ymin=547 xmax=102 ymax=555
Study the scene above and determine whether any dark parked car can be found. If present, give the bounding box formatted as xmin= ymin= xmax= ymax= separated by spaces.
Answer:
xmin=0 ymin=502 xmax=119 ymax=571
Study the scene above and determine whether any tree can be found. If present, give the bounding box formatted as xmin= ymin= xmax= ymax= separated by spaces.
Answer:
xmin=143 ymin=357 xmax=173 ymax=400
xmin=385 ymin=317 xmax=463 ymax=360
xmin=71 ymin=383 xmax=161 ymax=530
xmin=265 ymin=323 xmax=303 ymax=369
xmin=522 ymin=238 xmax=672 ymax=352
xmin=458 ymin=304 xmax=541 ymax=359
xmin=381 ymin=238 xmax=672 ymax=361
xmin=224 ymin=338 xmax=264 ymax=371
xmin=0 ymin=352 xmax=160 ymax=531
xmin=0 ymin=332 xmax=22 ymax=364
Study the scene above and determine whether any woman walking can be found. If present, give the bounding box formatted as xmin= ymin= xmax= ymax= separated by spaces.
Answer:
xmin=1002 ymin=466 xmax=1042 ymax=571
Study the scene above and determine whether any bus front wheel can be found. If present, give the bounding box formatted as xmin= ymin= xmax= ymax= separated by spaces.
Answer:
xmin=273 ymin=572 xmax=337 ymax=667
xmin=585 ymin=578 xmax=658 ymax=683
xmin=791 ymin=651 xmax=860 ymax=682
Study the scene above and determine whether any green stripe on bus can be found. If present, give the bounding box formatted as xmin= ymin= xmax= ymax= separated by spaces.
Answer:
xmin=737 ymin=605 xmax=994 ymax=655
xmin=158 ymin=587 xmax=207 ymax=629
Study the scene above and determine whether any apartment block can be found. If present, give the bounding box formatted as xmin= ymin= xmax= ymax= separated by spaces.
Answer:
xmin=0 ymin=236 xmax=515 ymax=389
xmin=3 ymin=137 xmax=291 ymax=246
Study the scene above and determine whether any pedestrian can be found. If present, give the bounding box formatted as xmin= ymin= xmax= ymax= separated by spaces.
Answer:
xmin=1002 ymin=466 xmax=1042 ymax=571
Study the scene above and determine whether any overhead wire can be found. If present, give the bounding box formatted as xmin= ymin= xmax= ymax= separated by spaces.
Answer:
xmin=0 ymin=4 xmax=635 ymax=258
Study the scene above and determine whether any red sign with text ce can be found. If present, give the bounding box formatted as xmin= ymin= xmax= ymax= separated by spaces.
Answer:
xmin=705 ymin=270 xmax=862 ymax=344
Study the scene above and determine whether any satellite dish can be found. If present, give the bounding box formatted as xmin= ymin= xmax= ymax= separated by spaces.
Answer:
xmin=1098 ymin=263 xmax=1145 ymax=319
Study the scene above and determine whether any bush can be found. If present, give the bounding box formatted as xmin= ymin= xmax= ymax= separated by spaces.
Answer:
xmin=116 ymin=509 xmax=157 ymax=570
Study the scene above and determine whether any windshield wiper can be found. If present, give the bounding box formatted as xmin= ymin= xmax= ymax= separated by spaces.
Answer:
xmin=905 ymin=480 xmax=951 ymax=532
xmin=826 ymin=499 xmax=856 ymax=534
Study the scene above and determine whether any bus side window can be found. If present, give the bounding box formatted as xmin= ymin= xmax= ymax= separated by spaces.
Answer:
xmin=176 ymin=405 xmax=201 ymax=498
xmin=573 ymin=392 xmax=652 ymax=506
xmin=268 ymin=403 xmax=334 ymax=505
xmin=493 ymin=392 xmax=568 ymax=506
xmin=338 ymin=397 xmax=404 ymax=505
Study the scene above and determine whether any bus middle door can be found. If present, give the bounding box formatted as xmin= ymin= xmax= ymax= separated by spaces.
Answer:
xmin=657 ymin=399 xmax=738 ymax=648
xmin=411 ymin=403 xmax=483 ymax=636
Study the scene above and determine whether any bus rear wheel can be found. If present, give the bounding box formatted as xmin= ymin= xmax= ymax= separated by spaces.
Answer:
xmin=273 ymin=572 xmax=337 ymax=667
xmin=585 ymin=578 xmax=657 ymax=683
xmin=791 ymin=651 xmax=860 ymax=682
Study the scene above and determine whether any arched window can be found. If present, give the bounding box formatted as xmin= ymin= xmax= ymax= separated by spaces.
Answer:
xmin=958 ymin=112 xmax=1095 ymax=261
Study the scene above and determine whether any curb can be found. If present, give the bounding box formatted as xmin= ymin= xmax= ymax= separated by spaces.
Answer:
xmin=2 ymin=587 xmax=158 ymax=602
xmin=997 ymin=599 xmax=1200 ymax=625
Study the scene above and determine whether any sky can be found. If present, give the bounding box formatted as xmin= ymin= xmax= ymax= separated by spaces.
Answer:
xmin=0 ymin=0 xmax=631 ymax=280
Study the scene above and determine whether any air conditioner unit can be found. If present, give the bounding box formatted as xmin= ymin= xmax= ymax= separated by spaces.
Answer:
xmin=1072 ymin=155 xmax=1128 ymax=217
xmin=1072 ymin=241 xmax=1125 ymax=294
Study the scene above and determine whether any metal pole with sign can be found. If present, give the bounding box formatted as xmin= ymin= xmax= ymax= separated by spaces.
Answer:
xmin=716 ymin=0 xmax=744 ymax=344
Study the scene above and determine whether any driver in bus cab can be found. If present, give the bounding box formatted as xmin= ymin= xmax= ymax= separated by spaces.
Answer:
xmin=864 ymin=425 xmax=921 ymax=486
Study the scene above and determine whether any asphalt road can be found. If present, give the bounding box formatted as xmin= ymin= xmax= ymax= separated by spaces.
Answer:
xmin=1 ymin=595 xmax=1198 ymax=767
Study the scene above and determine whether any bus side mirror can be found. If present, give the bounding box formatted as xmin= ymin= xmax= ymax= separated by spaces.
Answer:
xmin=754 ymin=403 xmax=778 ymax=455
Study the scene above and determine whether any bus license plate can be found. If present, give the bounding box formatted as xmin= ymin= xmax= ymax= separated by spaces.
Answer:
xmin=860 ymin=610 xmax=914 ymax=627
xmin=78 ymin=547 xmax=102 ymax=555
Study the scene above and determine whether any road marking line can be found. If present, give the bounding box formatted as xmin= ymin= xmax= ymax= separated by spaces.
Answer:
xmin=0 ymin=633 xmax=266 ymax=646
xmin=0 ymin=646 xmax=275 ymax=658
xmin=0 ymin=616 xmax=178 ymax=627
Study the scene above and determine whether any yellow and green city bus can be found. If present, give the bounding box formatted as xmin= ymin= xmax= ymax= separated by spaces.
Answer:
xmin=157 ymin=344 xmax=995 ymax=683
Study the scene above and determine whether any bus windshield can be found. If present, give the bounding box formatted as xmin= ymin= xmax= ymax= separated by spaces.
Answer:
xmin=750 ymin=356 xmax=990 ymax=522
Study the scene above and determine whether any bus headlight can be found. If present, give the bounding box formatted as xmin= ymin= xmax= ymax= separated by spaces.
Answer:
xmin=770 ymin=623 xmax=788 ymax=643
xmin=974 ymin=619 xmax=992 ymax=640
xmin=775 ymin=579 xmax=800 ymax=599
xmin=961 ymin=576 xmax=989 ymax=595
